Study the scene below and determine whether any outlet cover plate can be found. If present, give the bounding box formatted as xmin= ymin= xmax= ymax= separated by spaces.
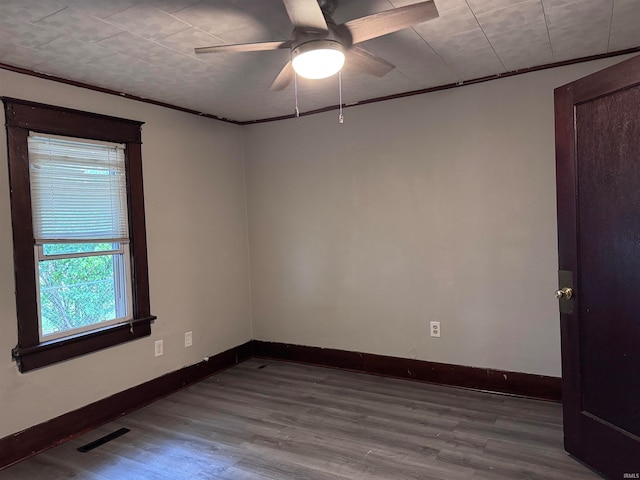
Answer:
xmin=430 ymin=321 xmax=441 ymax=338
xmin=185 ymin=331 xmax=193 ymax=348
xmin=154 ymin=340 xmax=163 ymax=357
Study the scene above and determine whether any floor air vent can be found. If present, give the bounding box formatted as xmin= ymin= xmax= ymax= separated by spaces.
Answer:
xmin=77 ymin=428 xmax=131 ymax=453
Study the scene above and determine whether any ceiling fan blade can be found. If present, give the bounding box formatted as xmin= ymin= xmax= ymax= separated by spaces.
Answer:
xmin=195 ymin=41 xmax=291 ymax=55
xmin=342 ymin=1 xmax=439 ymax=45
xmin=282 ymin=0 xmax=328 ymax=32
xmin=270 ymin=61 xmax=294 ymax=91
xmin=346 ymin=46 xmax=395 ymax=77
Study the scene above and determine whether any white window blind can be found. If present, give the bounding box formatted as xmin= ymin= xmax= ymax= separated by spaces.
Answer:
xmin=28 ymin=134 xmax=129 ymax=244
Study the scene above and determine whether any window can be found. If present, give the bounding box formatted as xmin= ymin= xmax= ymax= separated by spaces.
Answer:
xmin=30 ymin=135 xmax=133 ymax=340
xmin=3 ymin=98 xmax=155 ymax=372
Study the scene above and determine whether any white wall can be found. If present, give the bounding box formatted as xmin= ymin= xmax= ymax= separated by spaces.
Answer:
xmin=0 ymin=69 xmax=252 ymax=438
xmin=0 ymin=55 xmax=633 ymax=439
xmin=244 ymin=56 xmax=631 ymax=378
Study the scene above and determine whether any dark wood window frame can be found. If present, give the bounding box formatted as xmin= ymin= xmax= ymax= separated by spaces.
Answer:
xmin=2 ymin=97 xmax=156 ymax=373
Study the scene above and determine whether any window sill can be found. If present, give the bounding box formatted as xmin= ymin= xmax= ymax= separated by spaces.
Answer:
xmin=12 ymin=316 xmax=156 ymax=373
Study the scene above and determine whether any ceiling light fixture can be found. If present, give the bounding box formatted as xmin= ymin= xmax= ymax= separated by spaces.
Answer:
xmin=291 ymin=40 xmax=345 ymax=80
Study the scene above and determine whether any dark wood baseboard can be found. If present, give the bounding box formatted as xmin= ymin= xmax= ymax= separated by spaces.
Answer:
xmin=253 ymin=341 xmax=562 ymax=402
xmin=0 ymin=339 xmax=561 ymax=471
xmin=0 ymin=341 xmax=253 ymax=471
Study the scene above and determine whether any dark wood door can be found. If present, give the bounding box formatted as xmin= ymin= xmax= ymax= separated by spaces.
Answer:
xmin=555 ymin=55 xmax=640 ymax=479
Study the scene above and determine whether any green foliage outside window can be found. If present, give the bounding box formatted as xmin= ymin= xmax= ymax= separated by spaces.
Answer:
xmin=39 ymin=243 xmax=119 ymax=336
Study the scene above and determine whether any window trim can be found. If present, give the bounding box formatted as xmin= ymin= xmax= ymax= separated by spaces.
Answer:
xmin=2 ymin=97 xmax=156 ymax=372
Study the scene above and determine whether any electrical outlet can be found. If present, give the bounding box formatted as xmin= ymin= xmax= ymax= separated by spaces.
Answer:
xmin=430 ymin=321 xmax=441 ymax=338
xmin=154 ymin=339 xmax=163 ymax=357
xmin=185 ymin=331 xmax=193 ymax=348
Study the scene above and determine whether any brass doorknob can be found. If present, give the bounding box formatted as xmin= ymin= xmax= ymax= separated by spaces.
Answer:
xmin=555 ymin=287 xmax=573 ymax=300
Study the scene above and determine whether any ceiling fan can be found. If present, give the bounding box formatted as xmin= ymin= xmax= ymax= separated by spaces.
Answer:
xmin=194 ymin=0 xmax=439 ymax=91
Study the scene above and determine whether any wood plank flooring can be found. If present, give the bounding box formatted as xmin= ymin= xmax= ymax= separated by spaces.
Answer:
xmin=0 ymin=359 xmax=601 ymax=479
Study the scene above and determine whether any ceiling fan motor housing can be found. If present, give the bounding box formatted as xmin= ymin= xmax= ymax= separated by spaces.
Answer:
xmin=318 ymin=0 xmax=339 ymax=17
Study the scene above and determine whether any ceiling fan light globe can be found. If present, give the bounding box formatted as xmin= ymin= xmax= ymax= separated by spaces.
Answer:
xmin=291 ymin=40 xmax=345 ymax=79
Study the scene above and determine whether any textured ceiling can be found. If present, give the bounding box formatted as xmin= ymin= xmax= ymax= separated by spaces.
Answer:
xmin=0 ymin=0 xmax=638 ymax=122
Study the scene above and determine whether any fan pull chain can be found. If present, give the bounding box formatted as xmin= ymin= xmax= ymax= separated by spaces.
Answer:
xmin=294 ymin=70 xmax=300 ymax=118
xmin=338 ymin=71 xmax=344 ymax=124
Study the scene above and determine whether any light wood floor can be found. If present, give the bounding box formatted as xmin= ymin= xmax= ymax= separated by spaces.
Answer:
xmin=0 ymin=359 xmax=601 ymax=479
